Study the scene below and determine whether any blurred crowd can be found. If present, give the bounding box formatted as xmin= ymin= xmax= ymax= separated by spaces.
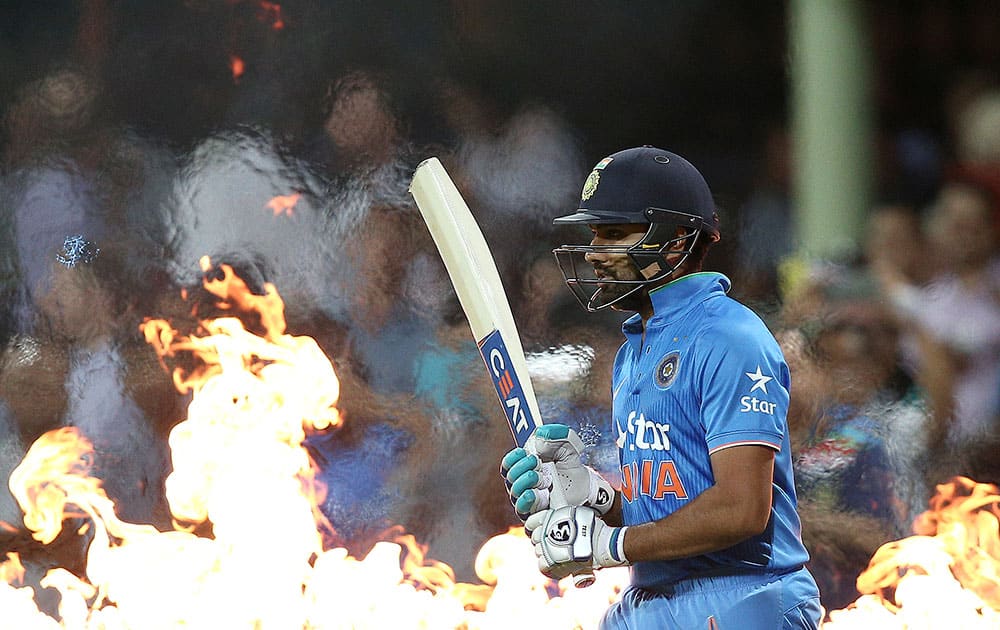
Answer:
xmin=0 ymin=59 xmax=594 ymax=609
xmin=0 ymin=1 xmax=998 ymax=618
xmin=735 ymin=81 xmax=1000 ymax=609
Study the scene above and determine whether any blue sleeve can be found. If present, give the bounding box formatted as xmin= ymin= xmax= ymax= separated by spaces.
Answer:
xmin=697 ymin=314 xmax=789 ymax=454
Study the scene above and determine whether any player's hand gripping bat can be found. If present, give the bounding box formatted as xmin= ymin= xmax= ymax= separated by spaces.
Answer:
xmin=409 ymin=157 xmax=596 ymax=588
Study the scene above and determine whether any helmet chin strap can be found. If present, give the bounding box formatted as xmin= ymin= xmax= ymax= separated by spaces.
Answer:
xmin=637 ymin=260 xmax=664 ymax=280
xmin=586 ymin=283 xmax=644 ymax=312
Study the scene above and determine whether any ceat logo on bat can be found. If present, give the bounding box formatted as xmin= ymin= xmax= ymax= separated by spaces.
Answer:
xmin=478 ymin=329 xmax=537 ymax=447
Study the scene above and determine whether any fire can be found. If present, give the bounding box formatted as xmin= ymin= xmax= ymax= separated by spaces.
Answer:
xmin=823 ymin=476 xmax=1000 ymax=628
xmin=230 ymin=55 xmax=245 ymax=83
xmin=266 ymin=193 xmax=300 ymax=216
xmin=257 ymin=1 xmax=285 ymax=30
xmin=2 ymin=258 xmax=627 ymax=628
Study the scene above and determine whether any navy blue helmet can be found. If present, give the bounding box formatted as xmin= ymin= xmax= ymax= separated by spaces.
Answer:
xmin=552 ymin=146 xmax=720 ymax=311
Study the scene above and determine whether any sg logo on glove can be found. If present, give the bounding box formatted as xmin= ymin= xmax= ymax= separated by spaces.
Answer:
xmin=548 ymin=518 xmax=574 ymax=544
xmin=596 ymin=487 xmax=612 ymax=506
xmin=528 ymin=505 xmax=628 ymax=581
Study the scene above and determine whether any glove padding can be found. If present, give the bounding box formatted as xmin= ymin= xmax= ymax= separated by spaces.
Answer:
xmin=525 ymin=505 xmax=628 ymax=580
xmin=500 ymin=424 xmax=615 ymax=519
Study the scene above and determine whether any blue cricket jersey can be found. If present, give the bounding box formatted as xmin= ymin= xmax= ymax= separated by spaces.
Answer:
xmin=612 ymin=272 xmax=810 ymax=589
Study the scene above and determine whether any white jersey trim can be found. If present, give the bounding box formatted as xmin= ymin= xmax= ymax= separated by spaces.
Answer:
xmin=708 ymin=439 xmax=781 ymax=455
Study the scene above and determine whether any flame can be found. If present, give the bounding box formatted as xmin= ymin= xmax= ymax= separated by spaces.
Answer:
xmin=266 ymin=193 xmax=300 ymax=217
xmin=2 ymin=551 xmax=63 ymax=629
xmin=1 ymin=552 xmax=26 ymax=585
xmin=230 ymin=55 xmax=245 ymax=83
xmin=3 ymin=258 xmax=627 ymax=628
xmin=823 ymin=476 xmax=1000 ymax=628
xmin=258 ymin=1 xmax=284 ymax=30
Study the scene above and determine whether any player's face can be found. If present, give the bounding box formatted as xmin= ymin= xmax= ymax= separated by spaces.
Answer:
xmin=584 ymin=224 xmax=647 ymax=305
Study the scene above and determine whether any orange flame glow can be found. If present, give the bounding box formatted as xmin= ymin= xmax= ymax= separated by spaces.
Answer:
xmin=258 ymin=1 xmax=284 ymax=30
xmin=1 ymin=552 xmax=26 ymax=585
xmin=266 ymin=192 xmax=300 ymax=216
xmin=822 ymin=476 xmax=1000 ymax=628
xmin=230 ymin=55 xmax=245 ymax=83
xmin=2 ymin=259 xmax=627 ymax=628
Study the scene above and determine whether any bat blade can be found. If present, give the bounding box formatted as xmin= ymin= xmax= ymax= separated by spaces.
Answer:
xmin=410 ymin=157 xmax=597 ymax=589
xmin=408 ymin=157 xmax=542 ymax=447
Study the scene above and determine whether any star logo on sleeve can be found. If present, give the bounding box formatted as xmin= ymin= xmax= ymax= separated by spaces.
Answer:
xmin=745 ymin=366 xmax=772 ymax=394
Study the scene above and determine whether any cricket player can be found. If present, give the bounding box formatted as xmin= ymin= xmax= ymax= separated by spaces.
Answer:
xmin=502 ymin=146 xmax=822 ymax=628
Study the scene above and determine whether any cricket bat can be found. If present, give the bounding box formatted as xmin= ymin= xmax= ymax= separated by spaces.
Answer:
xmin=408 ymin=157 xmax=542 ymax=447
xmin=409 ymin=157 xmax=595 ymax=588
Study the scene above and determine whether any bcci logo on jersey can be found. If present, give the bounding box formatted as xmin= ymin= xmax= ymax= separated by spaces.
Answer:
xmin=654 ymin=351 xmax=680 ymax=389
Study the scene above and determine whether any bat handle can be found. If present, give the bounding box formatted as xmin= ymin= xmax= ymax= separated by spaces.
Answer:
xmin=573 ymin=570 xmax=596 ymax=588
xmin=522 ymin=443 xmax=595 ymax=588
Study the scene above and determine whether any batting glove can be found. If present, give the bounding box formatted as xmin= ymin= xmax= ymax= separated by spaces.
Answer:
xmin=525 ymin=505 xmax=628 ymax=580
xmin=500 ymin=424 xmax=615 ymax=518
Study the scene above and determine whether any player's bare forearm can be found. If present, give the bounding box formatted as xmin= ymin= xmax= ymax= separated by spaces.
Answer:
xmin=602 ymin=488 xmax=624 ymax=526
xmin=620 ymin=445 xmax=775 ymax=562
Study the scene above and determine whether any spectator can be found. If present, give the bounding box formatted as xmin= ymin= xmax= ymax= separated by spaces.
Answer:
xmin=0 ymin=67 xmax=179 ymax=534
xmin=734 ymin=124 xmax=794 ymax=311
xmin=865 ymin=203 xmax=932 ymax=288
xmin=778 ymin=263 xmax=930 ymax=611
xmin=875 ymin=179 xmax=1000 ymax=484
